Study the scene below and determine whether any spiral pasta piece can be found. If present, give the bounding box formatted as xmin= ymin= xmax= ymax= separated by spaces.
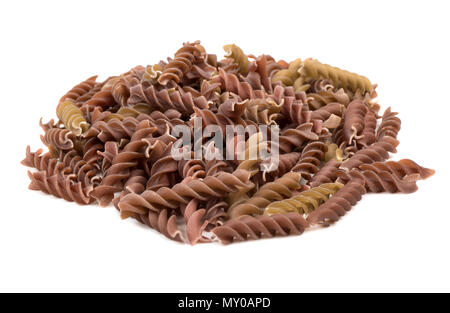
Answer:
xmin=129 ymin=83 xmax=211 ymax=116
xmin=158 ymin=41 xmax=205 ymax=85
xmin=358 ymin=159 xmax=435 ymax=180
xmin=242 ymin=98 xmax=282 ymax=125
xmin=264 ymin=183 xmax=344 ymax=215
xmin=56 ymin=100 xmax=89 ymax=136
xmin=336 ymin=168 xmax=420 ymax=194
xmin=41 ymin=128 xmax=75 ymax=151
xmin=27 ymin=170 xmax=94 ymax=205
xmin=59 ymin=76 xmax=97 ymax=104
xmin=212 ymin=213 xmax=310 ymax=245
xmin=118 ymin=169 xmax=254 ymax=218
xmin=301 ymin=59 xmax=373 ymax=93
xmin=358 ymin=110 xmax=377 ymax=147
xmin=223 ymin=44 xmax=250 ymax=75
xmin=307 ymin=180 xmax=366 ymax=226
xmin=279 ymin=123 xmax=319 ymax=153
xmin=228 ymin=172 xmax=302 ymax=219
xmin=309 ymin=159 xmax=340 ymax=188
xmin=291 ymin=141 xmax=327 ymax=181
xmin=81 ymin=89 xmax=116 ymax=119
xmin=377 ymin=107 xmax=401 ymax=141
xmin=139 ymin=209 xmax=184 ymax=242
xmin=307 ymin=88 xmax=351 ymax=110
xmin=272 ymin=59 xmax=302 ymax=86
xmin=340 ymin=136 xmax=399 ymax=170
xmin=343 ymin=100 xmax=367 ymax=144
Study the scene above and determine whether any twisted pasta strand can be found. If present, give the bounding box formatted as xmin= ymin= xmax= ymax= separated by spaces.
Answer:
xmin=307 ymin=180 xmax=366 ymax=226
xmin=301 ymin=59 xmax=373 ymax=93
xmin=223 ymin=44 xmax=250 ymax=75
xmin=118 ymin=169 xmax=254 ymax=219
xmin=212 ymin=213 xmax=310 ymax=245
xmin=56 ymin=101 xmax=89 ymax=136
xmin=158 ymin=41 xmax=205 ymax=85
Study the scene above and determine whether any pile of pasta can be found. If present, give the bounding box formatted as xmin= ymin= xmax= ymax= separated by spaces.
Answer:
xmin=22 ymin=41 xmax=434 ymax=245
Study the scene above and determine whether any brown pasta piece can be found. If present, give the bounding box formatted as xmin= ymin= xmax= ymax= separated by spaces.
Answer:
xmin=59 ymin=76 xmax=98 ymax=104
xmin=118 ymin=169 xmax=254 ymax=219
xmin=212 ymin=213 xmax=310 ymax=245
xmin=376 ymin=107 xmax=401 ymax=141
xmin=336 ymin=168 xmax=421 ymax=194
xmin=41 ymin=128 xmax=75 ymax=150
xmin=309 ymin=159 xmax=341 ymax=188
xmin=358 ymin=159 xmax=435 ymax=180
xmin=343 ymin=100 xmax=367 ymax=144
xmin=307 ymin=180 xmax=366 ymax=226
xmin=158 ymin=41 xmax=205 ymax=86
xmin=340 ymin=136 xmax=399 ymax=170
xmin=358 ymin=110 xmax=377 ymax=147
xmin=291 ymin=141 xmax=327 ymax=181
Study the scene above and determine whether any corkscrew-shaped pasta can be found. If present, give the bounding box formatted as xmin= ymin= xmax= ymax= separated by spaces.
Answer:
xmin=59 ymin=76 xmax=97 ymax=104
xmin=343 ymin=100 xmax=367 ymax=144
xmin=142 ymin=64 xmax=163 ymax=83
xmin=27 ymin=170 xmax=94 ymax=205
xmin=272 ymin=59 xmax=302 ymax=85
xmin=279 ymin=123 xmax=319 ymax=153
xmin=56 ymin=101 xmax=89 ymax=136
xmin=376 ymin=107 xmax=401 ymax=141
xmin=281 ymin=96 xmax=311 ymax=126
xmin=83 ymin=117 xmax=140 ymax=142
xmin=243 ymin=98 xmax=282 ymax=125
xmin=212 ymin=213 xmax=310 ymax=244
xmin=147 ymin=142 xmax=179 ymax=190
xmin=307 ymin=88 xmax=351 ymax=110
xmin=307 ymin=180 xmax=366 ymax=226
xmin=310 ymin=102 xmax=344 ymax=121
xmin=228 ymin=172 xmax=302 ymax=219
xmin=336 ymin=168 xmax=421 ymax=193
xmin=82 ymin=137 xmax=104 ymax=166
xmin=358 ymin=110 xmax=377 ymax=147
xmin=301 ymin=59 xmax=373 ymax=93
xmin=223 ymin=44 xmax=250 ymax=75
xmin=112 ymin=168 xmax=148 ymax=210
xmin=291 ymin=141 xmax=326 ymax=181
xmin=309 ymin=159 xmax=341 ymax=188
xmin=340 ymin=136 xmax=399 ymax=170
xmin=129 ymin=83 xmax=210 ymax=116
xmin=118 ymin=169 xmax=254 ymax=218
xmin=91 ymin=123 xmax=157 ymax=206
xmin=264 ymin=152 xmax=300 ymax=180
xmin=158 ymin=41 xmax=205 ymax=85
xmin=264 ymin=183 xmax=344 ymax=215
xmin=214 ymin=68 xmax=262 ymax=100
xmin=41 ymin=128 xmax=75 ymax=151
xmin=358 ymin=159 xmax=435 ymax=181
xmin=139 ymin=209 xmax=184 ymax=242
xmin=22 ymin=146 xmax=61 ymax=176
xmin=81 ymin=89 xmax=116 ymax=119
xmin=218 ymin=97 xmax=248 ymax=120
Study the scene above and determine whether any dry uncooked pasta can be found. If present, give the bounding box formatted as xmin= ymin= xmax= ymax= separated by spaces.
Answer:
xmin=22 ymin=41 xmax=434 ymax=245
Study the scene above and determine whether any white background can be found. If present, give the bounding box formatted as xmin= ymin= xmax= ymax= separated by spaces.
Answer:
xmin=1 ymin=0 xmax=449 ymax=292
